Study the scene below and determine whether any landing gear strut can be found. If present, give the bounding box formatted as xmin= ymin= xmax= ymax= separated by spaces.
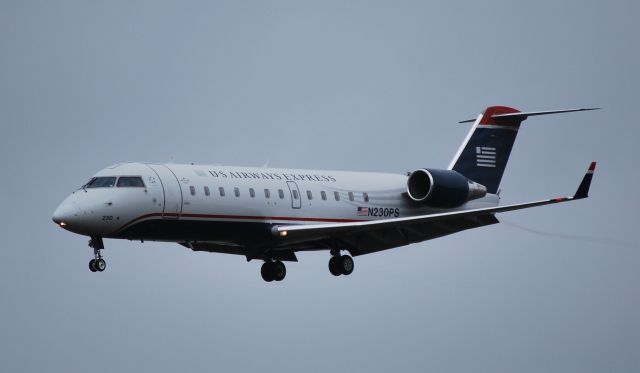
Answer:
xmin=329 ymin=250 xmax=354 ymax=276
xmin=88 ymin=236 xmax=106 ymax=273
xmin=261 ymin=260 xmax=286 ymax=282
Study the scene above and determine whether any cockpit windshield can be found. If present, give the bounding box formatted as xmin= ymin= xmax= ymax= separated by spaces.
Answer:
xmin=85 ymin=177 xmax=117 ymax=188
xmin=117 ymin=176 xmax=145 ymax=187
xmin=82 ymin=176 xmax=145 ymax=189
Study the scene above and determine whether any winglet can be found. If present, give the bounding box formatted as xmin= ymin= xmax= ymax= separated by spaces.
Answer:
xmin=574 ymin=162 xmax=596 ymax=199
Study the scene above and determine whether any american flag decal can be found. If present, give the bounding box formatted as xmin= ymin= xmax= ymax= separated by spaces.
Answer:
xmin=476 ymin=146 xmax=496 ymax=168
xmin=357 ymin=207 xmax=369 ymax=216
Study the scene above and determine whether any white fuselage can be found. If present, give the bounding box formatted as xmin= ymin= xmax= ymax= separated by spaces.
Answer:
xmin=53 ymin=162 xmax=499 ymax=249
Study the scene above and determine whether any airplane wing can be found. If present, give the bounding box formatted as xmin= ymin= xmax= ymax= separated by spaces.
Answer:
xmin=272 ymin=162 xmax=596 ymax=256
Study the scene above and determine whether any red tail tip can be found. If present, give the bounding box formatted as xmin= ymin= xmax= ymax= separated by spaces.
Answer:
xmin=479 ymin=106 xmax=521 ymax=126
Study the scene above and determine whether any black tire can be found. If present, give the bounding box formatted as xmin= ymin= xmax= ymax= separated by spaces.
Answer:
xmin=340 ymin=255 xmax=354 ymax=275
xmin=261 ymin=262 xmax=274 ymax=282
xmin=273 ymin=261 xmax=286 ymax=281
xmin=88 ymin=259 xmax=97 ymax=272
xmin=329 ymin=256 xmax=342 ymax=276
xmin=95 ymin=258 xmax=106 ymax=272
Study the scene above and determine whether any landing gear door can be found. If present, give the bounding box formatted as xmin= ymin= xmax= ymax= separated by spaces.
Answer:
xmin=286 ymin=181 xmax=301 ymax=209
xmin=146 ymin=164 xmax=183 ymax=218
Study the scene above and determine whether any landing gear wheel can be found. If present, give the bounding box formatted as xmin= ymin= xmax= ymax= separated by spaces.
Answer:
xmin=89 ymin=259 xmax=97 ymax=272
xmin=261 ymin=262 xmax=274 ymax=282
xmin=339 ymin=255 xmax=354 ymax=275
xmin=272 ymin=261 xmax=286 ymax=281
xmin=329 ymin=255 xmax=354 ymax=276
xmin=95 ymin=258 xmax=106 ymax=272
xmin=329 ymin=256 xmax=342 ymax=276
xmin=261 ymin=261 xmax=287 ymax=282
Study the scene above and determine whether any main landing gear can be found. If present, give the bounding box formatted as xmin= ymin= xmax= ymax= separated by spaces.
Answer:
xmin=261 ymin=260 xmax=286 ymax=282
xmin=259 ymin=251 xmax=355 ymax=282
xmin=88 ymin=236 xmax=106 ymax=273
xmin=329 ymin=250 xmax=354 ymax=277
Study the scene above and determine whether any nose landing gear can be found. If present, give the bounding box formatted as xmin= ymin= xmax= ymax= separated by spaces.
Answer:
xmin=88 ymin=236 xmax=106 ymax=273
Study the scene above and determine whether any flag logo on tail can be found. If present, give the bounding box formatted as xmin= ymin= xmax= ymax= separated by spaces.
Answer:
xmin=476 ymin=147 xmax=496 ymax=168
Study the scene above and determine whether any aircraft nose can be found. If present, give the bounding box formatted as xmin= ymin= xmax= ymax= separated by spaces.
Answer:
xmin=52 ymin=199 xmax=83 ymax=229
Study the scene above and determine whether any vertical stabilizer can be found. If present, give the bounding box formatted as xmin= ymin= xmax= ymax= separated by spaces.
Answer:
xmin=448 ymin=106 xmax=524 ymax=194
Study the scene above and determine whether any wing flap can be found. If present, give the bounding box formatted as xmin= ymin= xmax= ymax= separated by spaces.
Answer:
xmin=184 ymin=242 xmax=299 ymax=262
xmin=347 ymin=214 xmax=500 ymax=256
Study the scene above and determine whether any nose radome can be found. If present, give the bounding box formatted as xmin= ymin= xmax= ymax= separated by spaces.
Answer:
xmin=52 ymin=200 xmax=82 ymax=228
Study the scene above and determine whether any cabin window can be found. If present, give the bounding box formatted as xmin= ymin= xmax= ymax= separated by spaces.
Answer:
xmin=306 ymin=190 xmax=313 ymax=200
xmin=234 ymin=187 xmax=240 ymax=197
xmin=363 ymin=192 xmax=369 ymax=202
xmin=219 ymin=187 xmax=225 ymax=197
xmin=292 ymin=190 xmax=299 ymax=200
xmin=116 ymin=176 xmax=145 ymax=187
xmin=85 ymin=177 xmax=117 ymax=188
xmin=278 ymin=189 xmax=285 ymax=199
xmin=204 ymin=186 xmax=210 ymax=196
xmin=189 ymin=186 xmax=196 ymax=196
xmin=348 ymin=192 xmax=354 ymax=201
xmin=264 ymin=189 xmax=271 ymax=199
xmin=249 ymin=188 xmax=255 ymax=198
xmin=334 ymin=191 xmax=340 ymax=201
xmin=321 ymin=191 xmax=327 ymax=200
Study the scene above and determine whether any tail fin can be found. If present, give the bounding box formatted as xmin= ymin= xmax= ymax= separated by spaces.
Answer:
xmin=448 ymin=106 xmax=599 ymax=194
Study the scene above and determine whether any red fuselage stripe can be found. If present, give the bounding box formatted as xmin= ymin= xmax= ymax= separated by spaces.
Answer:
xmin=116 ymin=213 xmax=365 ymax=233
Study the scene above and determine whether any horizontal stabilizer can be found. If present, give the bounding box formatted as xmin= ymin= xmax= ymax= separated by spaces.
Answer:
xmin=459 ymin=107 xmax=599 ymax=124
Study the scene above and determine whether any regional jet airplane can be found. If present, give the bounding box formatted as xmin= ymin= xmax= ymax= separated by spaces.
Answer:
xmin=53 ymin=106 xmax=597 ymax=282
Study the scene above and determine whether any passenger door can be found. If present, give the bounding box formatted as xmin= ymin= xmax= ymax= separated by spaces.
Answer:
xmin=286 ymin=181 xmax=301 ymax=209
xmin=146 ymin=164 xmax=183 ymax=218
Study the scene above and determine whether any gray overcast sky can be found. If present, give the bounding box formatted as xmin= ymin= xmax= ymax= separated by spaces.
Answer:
xmin=1 ymin=1 xmax=639 ymax=372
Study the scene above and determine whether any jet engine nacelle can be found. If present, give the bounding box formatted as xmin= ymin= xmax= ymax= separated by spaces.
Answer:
xmin=406 ymin=169 xmax=487 ymax=208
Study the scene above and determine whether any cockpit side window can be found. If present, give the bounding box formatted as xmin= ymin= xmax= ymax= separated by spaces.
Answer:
xmin=85 ymin=177 xmax=117 ymax=188
xmin=117 ymin=176 xmax=145 ymax=187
